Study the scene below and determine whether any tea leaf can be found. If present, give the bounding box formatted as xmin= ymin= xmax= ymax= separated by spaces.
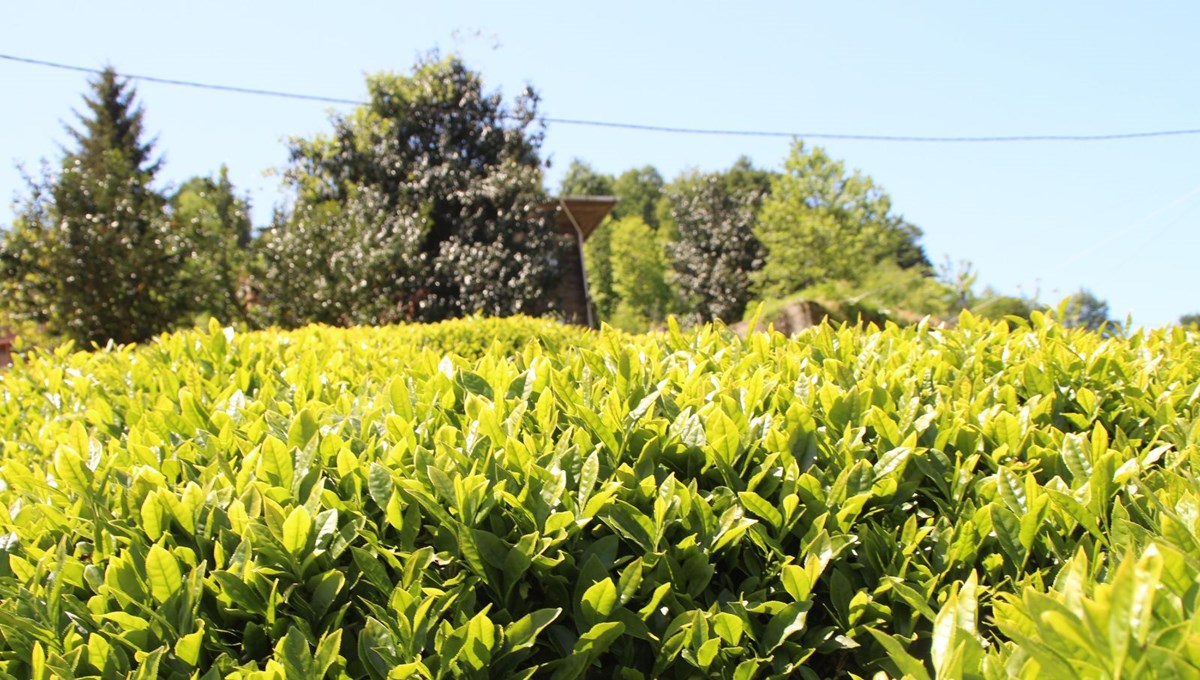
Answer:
xmin=282 ymin=505 xmax=312 ymax=556
xmin=581 ymin=578 xmax=619 ymax=624
xmin=145 ymin=544 xmax=182 ymax=604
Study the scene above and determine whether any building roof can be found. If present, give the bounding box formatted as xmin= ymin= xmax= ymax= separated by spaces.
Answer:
xmin=545 ymin=196 xmax=618 ymax=241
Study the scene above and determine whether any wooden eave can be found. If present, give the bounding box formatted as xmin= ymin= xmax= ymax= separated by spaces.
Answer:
xmin=544 ymin=196 xmax=618 ymax=241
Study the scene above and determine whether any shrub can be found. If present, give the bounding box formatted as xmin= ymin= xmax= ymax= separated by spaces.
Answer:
xmin=0 ymin=314 xmax=1197 ymax=678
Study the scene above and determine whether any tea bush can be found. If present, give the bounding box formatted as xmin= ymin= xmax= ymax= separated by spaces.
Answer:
xmin=0 ymin=313 xmax=1197 ymax=678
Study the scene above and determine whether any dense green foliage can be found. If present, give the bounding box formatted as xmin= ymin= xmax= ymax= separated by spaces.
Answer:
xmin=262 ymin=55 xmax=557 ymax=326
xmin=0 ymin=57 xmax=577 ymax=345
xmin=612 ymin=167 xmax=667 ymax=230
xmin=560 ymin=150 xmax=953 ymax=331
xmin=608 ymin=217 xmax=674 ymax=331
xmin=557 ymin=160 xmax=665 ymax=230
xmin=1 ymin=57 xmax=1118 ymax=348
xmin=385 ymin=314 xmax=605 ymax=359
xmin=665 ymin=170 xmax=765 ymax=324
xmin=170 ymin=168 xmax=255 ymax=326
xmin=0 ymin=69 xmax=189 ymax=346
xmin=256 ymin=188 xmax=427 ymax=328
xmin=558 ymin=161 xmax=616 ymax=199
xmin=753 ymin=142 xmax=931 ymax=298
xmin=1 ymin=314 xmax=1197 ymax=678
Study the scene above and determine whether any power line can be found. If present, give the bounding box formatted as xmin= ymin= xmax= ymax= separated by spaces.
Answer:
xmin=5 ymin=51 xmax=1200 ymax=144
xmin=534 ymin=117 xmax=1200 ymax=143
xmin=0 ymin=53 xmax=363 ymax=105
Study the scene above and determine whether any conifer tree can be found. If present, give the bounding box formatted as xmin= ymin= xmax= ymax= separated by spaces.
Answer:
xmin=0 ymin=67 xmax=186 ymax=345
xmin=67 ymin=68 xmax=160 ymax=176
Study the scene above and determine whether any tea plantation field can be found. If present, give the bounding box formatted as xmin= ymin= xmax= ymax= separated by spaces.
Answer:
xmin=0 ymin=314 xmax=1197 ymax=679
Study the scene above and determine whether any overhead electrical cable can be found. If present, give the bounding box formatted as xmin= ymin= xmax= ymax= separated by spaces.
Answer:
xmin=0 ymin=53 xmax=363 ymax=105
xmin=527 ymin=117 xmax=1200 ymax=143
xmin=5 ymin=52 xmax=1200 ymax=144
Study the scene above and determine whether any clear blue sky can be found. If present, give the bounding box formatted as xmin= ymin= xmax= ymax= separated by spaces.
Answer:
xmin=3 ymin=1 xmax=1199 ymax=326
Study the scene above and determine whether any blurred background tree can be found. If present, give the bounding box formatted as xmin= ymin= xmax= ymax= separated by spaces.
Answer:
xmin=753 ymin=141 xmax=931 ymax=298
xmin=261 ymin=54 xmax=558 ymax=325
xmin=665 ymin=169 xmax=765 ymax=324
xmin=171 ymin=166 xmax=254 ymax=325
xmin=608 ymin=216 xmax=674 ymax=331
xmin=0 ymin=67 xmax=189 ymax=345
xmin=1060 ymin=288 xmax=1113 ymax=331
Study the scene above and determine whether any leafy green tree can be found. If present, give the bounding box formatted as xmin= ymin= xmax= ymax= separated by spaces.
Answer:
xmin=558 ymin=161 xmax=664 ymax=226
xmin=971 ymin=289 xmax=1035 ymax=321
xmin=0 ymin=68 xmax=187 ymax=345
xmin=583 ymin=226 xmax=617 ymax=319
xmin=665 ymin=170 xmax=764 ymax=324
xmin=559 ymin=159 xmax=615 ymax=197
xmin=612 ymin=166 xmax=666 ymax=228
xmin=608 ymin=216 xmax=674 ymax=331
xmin=258 ymin=188 xmax=426 ymax=327
xmin=264 ymin=54 xmax=557 ymax=325
xmin=798 ymin=262 xmax=952 ymax=320
xmin=1060 ymin=288 xmax=1113 ymax=331
xmin=722 ymin=156 xmax=774 ymax=208
xmin=1181 ymin=313 xmax=1200 ymax=327
xmin=171 ymin=167 xmax=253 ymax=324
xmin=927 ymin=259 xmax=1037 ymax=322
xmin=753 ymin=141 xmax=931 ymax=297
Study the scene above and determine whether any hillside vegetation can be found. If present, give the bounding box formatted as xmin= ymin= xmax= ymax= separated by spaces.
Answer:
xmin=0 ymin=315 xmax=1198 ymax=678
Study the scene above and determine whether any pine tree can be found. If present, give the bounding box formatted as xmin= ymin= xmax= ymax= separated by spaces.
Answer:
xmin=67 ymin=68 xmax=159 ymax=176
xmin=0 ymin=68 xmax=186 ymax=345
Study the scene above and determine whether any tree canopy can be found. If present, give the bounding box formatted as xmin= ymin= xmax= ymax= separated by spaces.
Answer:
xmin=559 ymin=159 xmax=616 ymax=198
xmin=0 ymin=68 xmax=187 ymax=345
xmin=612 ymin=166 xmax=666 ymax=228
xmin=753 ymin=141 xmax=931 ymax=298
xmin=263 ymin=54 xmax=558 ymax=325
xmin=171 ymin=167 xmax=254 ymax=325
xmin=607 ymin=216 xmax=675 ymax=331
xmin=0 ymin=56 xmax=1128 ymax=342
xmin=666 ymin=169 xmax=764 ymax=324
xmin=66 ymin=67 xmax=159 ymax=176
xmin=1061 ymin=288 xmax=1114 ymax=331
